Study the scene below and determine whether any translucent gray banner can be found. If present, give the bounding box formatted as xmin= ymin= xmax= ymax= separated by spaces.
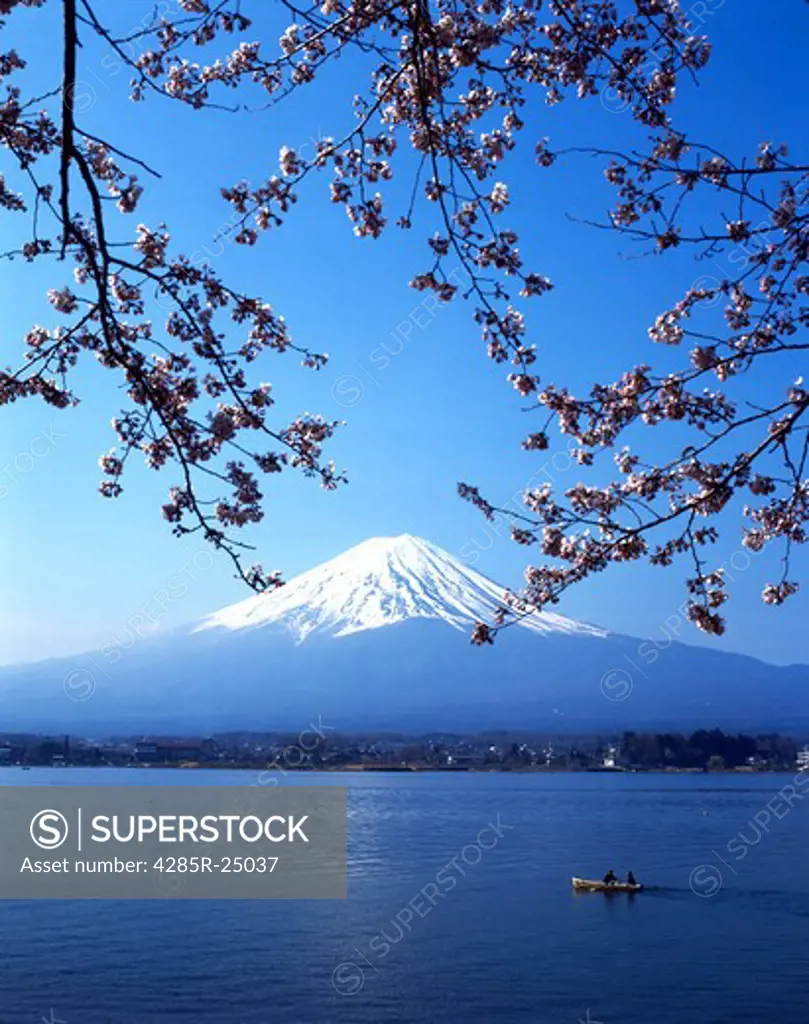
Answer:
xmin=0 ymin=786 xmax=346 ymax=899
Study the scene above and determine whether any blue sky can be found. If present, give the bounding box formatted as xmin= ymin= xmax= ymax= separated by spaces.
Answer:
xmin=1 ymin=0 xmax=807 ymax=666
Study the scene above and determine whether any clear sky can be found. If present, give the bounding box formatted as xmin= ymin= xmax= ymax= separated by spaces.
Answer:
xmin=1 ymin=0 xmax=807 ymax=667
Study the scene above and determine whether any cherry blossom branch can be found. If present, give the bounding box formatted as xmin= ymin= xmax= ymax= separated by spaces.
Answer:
xmin=0 ymin=0 xmax=344 ymax=590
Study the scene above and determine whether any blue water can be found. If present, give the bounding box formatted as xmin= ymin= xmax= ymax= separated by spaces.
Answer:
xmin=2 ymin=768 xmax=808 ymax=1023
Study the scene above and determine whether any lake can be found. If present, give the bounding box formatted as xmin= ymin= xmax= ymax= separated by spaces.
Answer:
xmin=2 ymin=767 xmax=807 ymax=1023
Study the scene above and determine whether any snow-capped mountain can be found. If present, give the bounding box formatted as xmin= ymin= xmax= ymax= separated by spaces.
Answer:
xmin=2 ymin=534 xmax=808 ymax=733
xmin=194 ymin=534 xmax=608 ymax=642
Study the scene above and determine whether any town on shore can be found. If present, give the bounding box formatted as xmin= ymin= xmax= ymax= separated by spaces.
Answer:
xmin=2 ymin=728 xmax=808 ymax=773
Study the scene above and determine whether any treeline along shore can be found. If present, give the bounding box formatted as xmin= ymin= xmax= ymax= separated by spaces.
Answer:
xmin=1 ymin=728 xmax=807 ymax=773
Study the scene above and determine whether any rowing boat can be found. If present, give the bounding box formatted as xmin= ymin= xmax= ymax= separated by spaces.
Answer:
xmin=571 ymin=876 xmax=643 ymax=893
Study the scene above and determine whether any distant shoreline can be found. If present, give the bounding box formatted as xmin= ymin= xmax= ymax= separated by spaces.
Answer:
xmin=4 ymin=763 xmax=804 ymax=775
xmin=5 ymin=725 xmax=804 ymax=773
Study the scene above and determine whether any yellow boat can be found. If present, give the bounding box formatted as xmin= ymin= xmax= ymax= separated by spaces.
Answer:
xmin=571 ymin=876 xmax=643 ymax=893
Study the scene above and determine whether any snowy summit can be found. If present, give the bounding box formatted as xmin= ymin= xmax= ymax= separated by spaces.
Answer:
xmin=194 ymin=534 xmax=608 ymax=643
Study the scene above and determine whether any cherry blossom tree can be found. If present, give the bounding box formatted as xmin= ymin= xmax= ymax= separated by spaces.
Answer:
xmin=1 ymin=0 xmax=805 ymax=634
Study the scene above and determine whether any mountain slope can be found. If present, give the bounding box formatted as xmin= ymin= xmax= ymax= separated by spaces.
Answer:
xmin=1 ymin=535 xmax=807 ymax=733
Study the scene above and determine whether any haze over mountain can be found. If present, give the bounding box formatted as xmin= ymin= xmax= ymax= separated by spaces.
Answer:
xmin=2 ymin=535 xmax=807 ymax=733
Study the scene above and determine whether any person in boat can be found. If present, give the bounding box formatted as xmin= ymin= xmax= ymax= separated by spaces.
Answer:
xmin=602 ymin=870 xmax=618 ymax=885
xmin=626 ymin=871 xmax=638 ymax=887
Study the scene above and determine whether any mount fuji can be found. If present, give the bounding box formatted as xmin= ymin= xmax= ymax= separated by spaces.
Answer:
xmin=2 ymin=534 xmax=807 ymax=733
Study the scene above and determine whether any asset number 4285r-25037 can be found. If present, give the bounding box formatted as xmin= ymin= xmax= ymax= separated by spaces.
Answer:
xmin=152 ymin=856 xmax=279 ymax=873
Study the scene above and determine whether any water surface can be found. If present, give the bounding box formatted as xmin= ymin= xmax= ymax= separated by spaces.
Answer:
xmin=2 ymin=768 xmax=807 ymax=1023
